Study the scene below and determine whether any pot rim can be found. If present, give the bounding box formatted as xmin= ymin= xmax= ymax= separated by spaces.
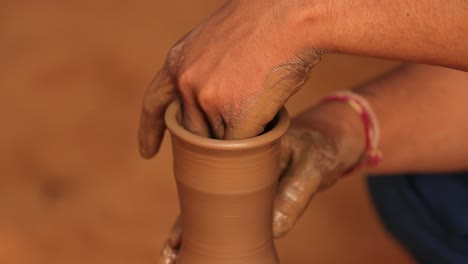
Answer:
xmin=164 ymin=100 xmax=290 ymax=150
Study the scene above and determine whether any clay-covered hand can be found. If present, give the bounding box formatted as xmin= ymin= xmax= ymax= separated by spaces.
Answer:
xmin=157 ymin=102 xmax=366 ymax=263
xmin=139 ymin=0 xmax=324 ymax=158
xmin=273 ymin=102 xmax=365 ymax=237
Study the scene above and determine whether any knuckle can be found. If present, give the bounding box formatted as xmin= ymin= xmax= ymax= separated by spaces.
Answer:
xmin=166 ymin=46 xmax=184 ymax=75
xmin=177 ymin=69 xmax=196 ymax=96
xmin=197 ymin=89 xmax=217 ymax=109
xmin=282 ymin=184 xmax=305 ymax=207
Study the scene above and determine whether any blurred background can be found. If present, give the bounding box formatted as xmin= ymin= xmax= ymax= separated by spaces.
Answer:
xmin=1 ymin=1 xmax=414 ymax=263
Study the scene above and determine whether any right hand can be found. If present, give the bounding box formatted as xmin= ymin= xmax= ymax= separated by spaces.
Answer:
xmin=158 ymin=101 xmax=366 ymax=264
xmin=138 ymin=0 xmax=327 ymax=158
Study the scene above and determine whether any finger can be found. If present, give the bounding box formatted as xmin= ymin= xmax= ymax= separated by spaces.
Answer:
xmin=203 ymin=110 xmax=226 ymax=139
xmin=272 ymin=147 xmax=321 ymax=238
xmin=279 ymin=133 xmax=294 ymax=172
xmin=189 ymin=89 xmax=226 ymax=139
xmin=158 ymin=216 xmax=182 ymax=264
xmin=181 ymin=100 xmax=211 ymax=138
xmin=138 ymin=67 xmax=177 ymax=158
xmin=139 ymin=30 xmax=190 ymax=159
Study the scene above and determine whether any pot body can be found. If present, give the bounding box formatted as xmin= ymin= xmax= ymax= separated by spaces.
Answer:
xmin=166 ymin=101 xmax=289 ymax=264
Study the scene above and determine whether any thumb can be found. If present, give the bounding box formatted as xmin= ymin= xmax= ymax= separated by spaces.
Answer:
xmin=138 ymin=32 xmax=190 ymax=158
xmin=272 ymin=130 xmax=342 ymax=238
xmin=272 ymin=145 xmax=322 ymax=238
xmin=139 ymin=67 xmax=177 ymax=158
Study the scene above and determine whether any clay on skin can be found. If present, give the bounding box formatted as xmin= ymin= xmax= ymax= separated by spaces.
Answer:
xmin=165 ymin=100 xmax=290 ymax=264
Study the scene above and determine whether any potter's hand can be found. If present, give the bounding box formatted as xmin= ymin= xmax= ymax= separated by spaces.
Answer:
xmin=273 ymin=101 xmax=366 ymax=237
xmin=139 ymin=0 xmax=324 ymax=158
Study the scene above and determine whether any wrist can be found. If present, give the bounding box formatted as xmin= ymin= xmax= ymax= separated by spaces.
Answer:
xmin=319 ymin=92 xmax=383 ymax=175
xmin=319 ymin=102 xmax=367 ymax=172
xmin=292 ymin=101 xmax=366 ymax=174
xmin=297 ymin=0 xmax=396 ymax=55
xmin=279 ymin=0 xmax=335 ymax=52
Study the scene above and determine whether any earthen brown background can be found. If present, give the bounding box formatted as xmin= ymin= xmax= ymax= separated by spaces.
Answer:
xmin=1 ymin=1 xmax=414 ymax=263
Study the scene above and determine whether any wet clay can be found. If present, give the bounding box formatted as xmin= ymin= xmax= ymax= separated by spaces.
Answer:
xmin=165 ymin=100 xmax=290 ymax=264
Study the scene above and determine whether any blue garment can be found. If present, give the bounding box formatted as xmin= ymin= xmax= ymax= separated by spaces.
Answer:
xmin=367 ymin=173 xmax=468 ymax=264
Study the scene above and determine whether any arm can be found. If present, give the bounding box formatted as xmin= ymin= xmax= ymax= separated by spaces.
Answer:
xmin=291 ymin=64 xmax=468 ymax=176
xmin=139 ymin=0 xmax=468 ymax=158
xmin=307 ymin=0 xmax=468 ymax=70
xmin=355 ymin=64 xmax=468 ymax=174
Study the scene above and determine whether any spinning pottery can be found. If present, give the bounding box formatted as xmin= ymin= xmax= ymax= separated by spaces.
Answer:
xmin=165 ymin=100 xmax=290 ymax=264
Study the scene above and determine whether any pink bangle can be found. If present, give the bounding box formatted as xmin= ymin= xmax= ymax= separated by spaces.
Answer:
xmin=319 ymin=91 xmax=383 ymax=175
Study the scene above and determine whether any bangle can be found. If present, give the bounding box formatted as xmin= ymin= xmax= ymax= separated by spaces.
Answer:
xmin=318 ymin=91 xmax=382 ymax=175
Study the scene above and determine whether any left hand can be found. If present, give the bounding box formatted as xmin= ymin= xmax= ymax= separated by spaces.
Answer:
xmin=138 ymin=0 xmax=326 ymax=159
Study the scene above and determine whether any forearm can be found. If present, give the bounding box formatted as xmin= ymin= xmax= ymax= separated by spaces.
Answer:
xmin=302 ymin=0 xmax=468 ymax=70
xmin=354 ymin=64 xmax=468 ymax=174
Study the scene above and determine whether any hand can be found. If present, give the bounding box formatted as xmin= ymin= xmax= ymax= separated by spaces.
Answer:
xmin=139 ymin=0 xmax=325 ymax=158
xmin=157 ymin=102 xmax=366 ymax=263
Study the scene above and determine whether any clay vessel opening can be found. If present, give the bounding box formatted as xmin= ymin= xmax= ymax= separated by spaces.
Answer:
xmin=165 ymin=100 xmax=289 ymax=149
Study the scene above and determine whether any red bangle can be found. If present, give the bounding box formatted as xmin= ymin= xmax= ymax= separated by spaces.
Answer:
xmin=319 ymin=91 xmax=382 ymax=175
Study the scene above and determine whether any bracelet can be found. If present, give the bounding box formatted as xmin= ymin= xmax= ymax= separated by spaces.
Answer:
xmin=319 ymin=91 xmax=382 ymax=175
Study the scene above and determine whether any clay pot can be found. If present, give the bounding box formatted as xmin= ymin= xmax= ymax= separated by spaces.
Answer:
xmin=165 ymin=100 xmax=290 ymax=264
